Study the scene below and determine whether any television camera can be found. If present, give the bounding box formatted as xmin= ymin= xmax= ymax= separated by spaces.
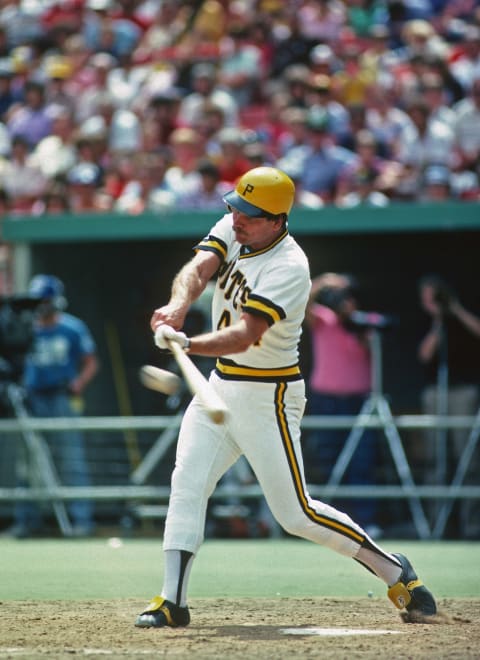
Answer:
xmin=0 ymin=294 xmax=43 ymax=413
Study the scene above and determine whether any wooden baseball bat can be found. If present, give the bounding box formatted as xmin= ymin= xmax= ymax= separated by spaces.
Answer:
xmin=166 ymin=340 xmax=228 ymax=424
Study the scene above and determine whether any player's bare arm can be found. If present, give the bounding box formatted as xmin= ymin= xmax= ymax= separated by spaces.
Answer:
xmin=188 ymin=312 xmax=269 ymax=357
xmin=150 ymin=251 xmax=221 ymax=332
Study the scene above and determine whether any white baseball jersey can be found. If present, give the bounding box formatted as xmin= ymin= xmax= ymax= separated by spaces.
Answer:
xmin=163 ymin=213 xmax=370 ymax=560
xmin=196 ymin=212 xmax=311 ymax=380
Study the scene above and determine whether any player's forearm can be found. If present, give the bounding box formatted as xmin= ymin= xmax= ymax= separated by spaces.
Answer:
xmin=188 ymin=319 xmax=265 ymax=357
xmin=170 ymin=261 xmax=206 ymax=310
xmin=70 ymin=354 xmax=98 ymax=394
xmin=418 ymin=324 xmax=441 ymax=363
xmin=451 ymin=303 xmax=480 ymax=338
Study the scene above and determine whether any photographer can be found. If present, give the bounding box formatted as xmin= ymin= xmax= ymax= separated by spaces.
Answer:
xmin=305 ymin=272 xmax=381 ymax=538
xmin=417 ymin=275 xmax=480 ymax=538
xmin=8 ymin=275 xmax=98 ymax=538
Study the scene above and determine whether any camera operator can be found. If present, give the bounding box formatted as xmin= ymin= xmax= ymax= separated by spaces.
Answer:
xmin=417 ymin=274 xmax=480 ymax=538
xmin=7 ymin=275 xmax=98 ymax=538
xmin=305 ymin=272 xmax=381 ymax=538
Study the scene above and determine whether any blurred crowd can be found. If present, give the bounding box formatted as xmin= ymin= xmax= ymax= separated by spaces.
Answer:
xmin=0 ymin=0 xmax=478 ymax=218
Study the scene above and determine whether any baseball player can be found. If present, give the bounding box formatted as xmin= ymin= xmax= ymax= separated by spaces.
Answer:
xmin=135 ymin=167 xmax=436 ymax=628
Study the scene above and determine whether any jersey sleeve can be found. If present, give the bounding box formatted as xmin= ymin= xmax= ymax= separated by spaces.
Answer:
xmin=194 ymin=213 xmax=234 ymax=264
xmin=243 ymin=255 xmax=310 ymax=327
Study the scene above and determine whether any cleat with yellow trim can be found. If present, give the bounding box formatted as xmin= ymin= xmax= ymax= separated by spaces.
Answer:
xmin=135 ymin=596 xmax=190 ymax=628
xmin=388 ymin=553 xmax=437 ymax=617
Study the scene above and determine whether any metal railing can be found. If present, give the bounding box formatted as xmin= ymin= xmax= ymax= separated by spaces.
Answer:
xmin=1 ymin=413 xmax=479 ymax=539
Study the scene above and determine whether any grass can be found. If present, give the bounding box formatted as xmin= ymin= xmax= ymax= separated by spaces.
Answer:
xmin=1 ymin=538 xmax=479 ymax=601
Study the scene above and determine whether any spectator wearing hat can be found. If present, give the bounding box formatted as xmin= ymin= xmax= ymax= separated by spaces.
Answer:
xmin=74 ymin=52 xmax=118 ymax=123
xmin=178 ymin=62 xmax=238 ymax=129
xmin=420 ymin=165 xmax=453 ymax=201
xmin=310 ymin=43 xmax=341 ymax=76
xmin=43 ymin=55 xmax=76 ymax=117
xmin=66 ymin=162 xmax=112 ymax=212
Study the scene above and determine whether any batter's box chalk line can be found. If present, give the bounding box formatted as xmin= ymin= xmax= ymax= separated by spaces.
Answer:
xmin=280 ymin=627 xmax=403 ymax=637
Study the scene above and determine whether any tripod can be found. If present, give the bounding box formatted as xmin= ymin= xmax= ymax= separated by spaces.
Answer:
xmin=325 ymin=329 xmax=431 ymax=539
xmin=6 ymin=382 xmax=72 ymax=536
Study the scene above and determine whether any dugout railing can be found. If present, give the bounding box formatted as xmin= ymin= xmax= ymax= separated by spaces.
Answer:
xmin=0 ymin=413 xmax=479 ymax=540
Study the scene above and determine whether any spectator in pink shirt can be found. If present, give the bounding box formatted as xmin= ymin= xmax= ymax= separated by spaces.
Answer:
xmin=305 ymin=272 xmax=381 ymax=538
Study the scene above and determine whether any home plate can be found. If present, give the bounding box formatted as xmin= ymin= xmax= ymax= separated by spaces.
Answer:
xmin=281 ymin=627 xmax=402 ymax=637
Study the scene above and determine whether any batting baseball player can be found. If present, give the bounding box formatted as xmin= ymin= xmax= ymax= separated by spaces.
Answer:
xmin=135 ymin=167 xmax=436 ymax=628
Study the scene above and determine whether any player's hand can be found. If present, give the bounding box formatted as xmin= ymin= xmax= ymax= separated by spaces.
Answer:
xmin=154 ymin=324 xmax=189 ymax=350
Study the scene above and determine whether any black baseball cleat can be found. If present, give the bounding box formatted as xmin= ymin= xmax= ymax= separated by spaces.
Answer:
xmin=135 ymin=596 xmax=191 ymax=628
xmin=387 ymin=553 xmax=437 ymax=618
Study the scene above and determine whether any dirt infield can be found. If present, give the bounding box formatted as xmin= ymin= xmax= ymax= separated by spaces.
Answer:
xmin=0 ymin=597 xmax=477 ymax=658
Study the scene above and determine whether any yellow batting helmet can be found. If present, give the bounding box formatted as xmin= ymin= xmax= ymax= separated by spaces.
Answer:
xmin=224 ymin=167 xmax=295 ymax=217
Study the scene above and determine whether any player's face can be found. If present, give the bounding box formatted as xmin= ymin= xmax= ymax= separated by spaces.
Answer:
xmin=229 ymin=206 xmax=283 ymax=250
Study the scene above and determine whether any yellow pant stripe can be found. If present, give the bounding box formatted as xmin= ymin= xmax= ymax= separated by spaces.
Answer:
xmin=275 ymin=382 xmax=365 ymax=545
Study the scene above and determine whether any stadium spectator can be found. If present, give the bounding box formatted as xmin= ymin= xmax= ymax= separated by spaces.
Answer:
xmin=0 ymin=57 xmax=22 ymax=121
xmin=305 ymin=272 xmax=381 ymax=537
xmin=0 ymin=0 xmax=476 ymax=215
xmin=28 ymin=105 xmax=77 ymax=181
xmin=452 ymin=76 xmax=480 ymax=173
xmin=114 ymin=149 xmax=176 ymax=214
xmin=416 ymin=274 xmax=480 ymax=537
xmin=305 ymin=73 xmax=350 ymax=141
xmin=32 ymin=182 xmax=71 ymax=216
xmin=449 ymin=24 xmax=480 ymax=93
xmin=217 ymin=23 xmax=263 ymax=108
xmin=164 ymin=127 xmax=204 ymax=199
xmin=140 ymin=87 xmax=182 ymax=150
xmin=296 ymin=106 xmax=358 ymax=203
xmin=0 ymin=135 xmax=47 ymax=214
xmin=8 ymin=274 xmax=99 ymax=538
xmin=396 ymin=97 xmax=456 ymax=172
xmin=335 ymin=129 xmax=400 ymax=206
xmin=177 ymin=62 xmax=238 ymax=129
xmin=214 ymin=126 xmax=251 ymax=185
xmin=6 ymin=79 xmax=52 ymax=149
xmin=65 ymin=162 xmax=111 ymax=213
xmin=176 ymin=159 xmax=230 ymax=210
xmin=418 ymin=164 xmax=454 ymax=201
